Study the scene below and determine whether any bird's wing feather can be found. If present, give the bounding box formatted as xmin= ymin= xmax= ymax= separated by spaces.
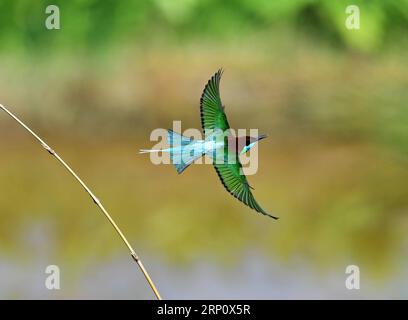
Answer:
xmin=200 ymin=69 xmax=230 ymax=133
xmin=213 ymin=154 xmax=278 ymax=219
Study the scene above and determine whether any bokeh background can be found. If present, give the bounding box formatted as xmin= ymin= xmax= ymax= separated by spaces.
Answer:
xmin=0 ymin=0 xmax=408 ymax=299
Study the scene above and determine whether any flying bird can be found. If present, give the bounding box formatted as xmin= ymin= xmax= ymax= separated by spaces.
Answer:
xmin=140 ymin=69 xmax=277 ymax=219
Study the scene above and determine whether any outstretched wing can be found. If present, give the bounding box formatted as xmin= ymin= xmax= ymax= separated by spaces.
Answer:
xmin=213 ymin=154 xmax=278 ymax=219
xmin=200 ymin=69 xmax=230 ymax=133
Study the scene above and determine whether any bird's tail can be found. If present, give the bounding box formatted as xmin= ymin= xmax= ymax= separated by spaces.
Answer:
xmin=167 ymin=129 xmax=193 ymax=146
xmin=140 ymin=130 xmax=205 ymax=173
xmin=171 ymin=144 xmax=205 ymax=174
xmin=139 ymin=149 xmax=162 ymax=154
xmin=167 ymin=129 xmax=205 ymax=174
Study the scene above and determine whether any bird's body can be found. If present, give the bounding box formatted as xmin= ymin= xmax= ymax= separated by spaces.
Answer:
xmin=140 ymin=70 xmax=278 ymax=219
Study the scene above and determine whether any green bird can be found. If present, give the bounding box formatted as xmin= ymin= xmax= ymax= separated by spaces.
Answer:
xmin=141 ymin=69 xmax=278 ymax=219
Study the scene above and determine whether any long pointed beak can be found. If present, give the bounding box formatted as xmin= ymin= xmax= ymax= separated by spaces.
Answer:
xmin=257 ymin=134 xmax=268 ymax=141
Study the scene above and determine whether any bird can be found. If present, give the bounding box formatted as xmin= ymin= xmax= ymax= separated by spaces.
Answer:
xmin=140 ymin=69 xmax=278 ymax=219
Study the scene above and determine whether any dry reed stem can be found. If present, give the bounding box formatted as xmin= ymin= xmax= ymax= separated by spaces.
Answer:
xmin=0 ymin=103 xmax=162 ymax=300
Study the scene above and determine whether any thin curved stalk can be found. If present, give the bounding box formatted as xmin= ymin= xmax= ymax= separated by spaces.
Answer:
xmin=0 ymin=103 xmax=162 ymax=300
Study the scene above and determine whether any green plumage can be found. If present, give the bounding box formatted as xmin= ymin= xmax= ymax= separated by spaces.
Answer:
xmin=200 ymin=69 xmax=230 ymax=133
xmin=200 ymin=69 xmax=277 ymax=219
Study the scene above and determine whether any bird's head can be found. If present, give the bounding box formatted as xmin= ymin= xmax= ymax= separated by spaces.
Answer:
xmin=239 ymin=134 xmax=267 ymax=155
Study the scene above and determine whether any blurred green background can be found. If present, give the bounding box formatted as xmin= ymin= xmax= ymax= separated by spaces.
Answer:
xmin=0 ymin=0 xmax=408 ymax=299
